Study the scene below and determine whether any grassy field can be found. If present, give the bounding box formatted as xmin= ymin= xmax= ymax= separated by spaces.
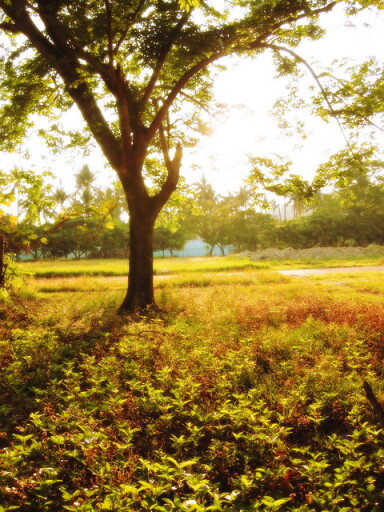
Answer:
xmin=1 ymin=257 xmax=384 ymax=511
xmin=18 ymin=252 xmax=384 ymax=277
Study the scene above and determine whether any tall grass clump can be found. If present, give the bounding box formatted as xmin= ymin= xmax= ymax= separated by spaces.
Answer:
xmin=1 ymin=267 xmax=383 ymax=511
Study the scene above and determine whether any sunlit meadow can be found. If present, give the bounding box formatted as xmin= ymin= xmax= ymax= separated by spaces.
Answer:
xmin=1 ymin=256 xmax=383 ymax=511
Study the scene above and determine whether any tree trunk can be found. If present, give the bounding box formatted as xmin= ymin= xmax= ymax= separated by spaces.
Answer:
xmin=0 ymin=234 xmax=6 ymax=287
xmin=118 ymin=214 xmax=156 ymax=314
xmin=116 ymin=141 xmax=182 ymax=315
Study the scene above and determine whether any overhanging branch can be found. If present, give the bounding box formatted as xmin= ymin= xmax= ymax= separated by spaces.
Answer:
xmin=145 ymin=0 xmax=341 ymax=145
xmin=268 ymin=1 xmax=339 ymax=34
xmin=261 ymin=42 xmax=350 ymax=147
xmin=147 ymin=53 xmax=223 ymax=142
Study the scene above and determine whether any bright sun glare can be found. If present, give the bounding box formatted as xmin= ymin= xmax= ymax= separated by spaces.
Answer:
xmin=184 ymin=7 xmax=384 ymax=194
xmin=1 ymin=7 xmax=383 ymax=198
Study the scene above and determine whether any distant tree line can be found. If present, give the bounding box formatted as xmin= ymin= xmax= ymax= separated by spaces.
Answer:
xmin=1 ymin=165 xmax=129 ymax=259
xmin=188 ymin=173 xmax=384 ymax=254
xmin=1 ymin=160 xmax=384 ymax=260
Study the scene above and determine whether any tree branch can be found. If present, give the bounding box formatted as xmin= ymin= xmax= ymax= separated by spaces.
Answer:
xmin=113 ymin=0 xmax=147 ymax=55
xmin=267 ymin=1 xmax=338 ymax=35
xmin=140 ymin=11 xmax=191 ymax=107
xmin=334 ymin=108 xmax=383 ymax=132
xmin=0 ymin=21 xmax=19 ymax=33
xmin=105 ymin=0 xmax=114 ymax=67
xmin=145 ymin=1 xmax=340 ymax=144
xmin=115 ymin=65 xmax=133 ymax=168
xmin=1 ymin=0 xmax=123 ymax=171
xmin=152 ymin=143 xmax=183 ymax=217
xmin=147 ymin=53 xmax=223 ymax=142
xmin=158 ymin=121 xmax=172 ymax=172
xmin=178 ymin=90 xmax=220 ymax=119
xmin=34 ymin=1 xmax=118 ymax=94
xmin=261 ymin=42 xmax=350 ymax=147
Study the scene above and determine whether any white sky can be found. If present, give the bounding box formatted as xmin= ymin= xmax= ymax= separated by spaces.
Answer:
xmin=182 ymin=5 xmax=384 ymax=194
xmin=1 ymin=5 xmax=383 ymax=197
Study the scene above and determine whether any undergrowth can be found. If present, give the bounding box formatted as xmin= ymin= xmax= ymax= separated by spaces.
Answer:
xmin=1 ymin=268 xmax=383 ymax=511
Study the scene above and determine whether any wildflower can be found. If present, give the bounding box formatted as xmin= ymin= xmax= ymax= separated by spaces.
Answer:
xmin=183 ymin=499 xmax=197 ymax=508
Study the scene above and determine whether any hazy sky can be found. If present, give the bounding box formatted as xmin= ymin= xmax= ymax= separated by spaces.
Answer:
xmin=182 ymin=5 xmax=384 ymax=194
xmin=1 ymin=4 xmax=383 ymax=196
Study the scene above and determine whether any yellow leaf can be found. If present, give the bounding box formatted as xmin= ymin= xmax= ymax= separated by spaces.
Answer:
xmin=40 ymin=237 xmax=48 ymax=244
xmin=28 ymin=234 xmax=38 ymax=240
xmin=105 ymin=221 xmax=114 ymax=230
xmin=9 ymin=215 xmax=18 ymax=225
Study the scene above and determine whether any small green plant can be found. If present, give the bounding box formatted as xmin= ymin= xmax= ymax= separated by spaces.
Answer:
xmin=0 ymin=253 xmax=32 ymax=304
xmin=1 ymin=261 xmax=384 ymax=510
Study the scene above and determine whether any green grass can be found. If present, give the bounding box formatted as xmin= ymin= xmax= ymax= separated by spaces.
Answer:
xmin=1 ymin=261 xmax=384 ymax=511
xmin=18 ymin=253 xmax=384 ymax=279
xmin=19 ymin=258 xmax=130 ymax=277
xmin=18 ymin=255 xmax=272 ymax=277
xmin=269 ymin=255 xmax=384 ymax=270
xmin=306 ymin=271 xmax=384 ymax=295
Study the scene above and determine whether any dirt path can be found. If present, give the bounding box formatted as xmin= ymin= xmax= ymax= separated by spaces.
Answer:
xmin=278 ymin=266 xmax=384 ymax=277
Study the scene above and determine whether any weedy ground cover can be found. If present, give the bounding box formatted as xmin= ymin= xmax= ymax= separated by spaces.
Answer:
xmin=305 ymin=271 xmax=384 ymax=295
xmin=1 ymin=260 xmax=384 ymax=511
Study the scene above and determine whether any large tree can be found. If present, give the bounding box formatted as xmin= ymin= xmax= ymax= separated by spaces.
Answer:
xmin=0 ymin=0 xmax=380 ymax=313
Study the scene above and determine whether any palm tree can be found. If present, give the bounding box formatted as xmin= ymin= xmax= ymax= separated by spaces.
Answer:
xmin=74 ymin=164 xmax=96 ymax=215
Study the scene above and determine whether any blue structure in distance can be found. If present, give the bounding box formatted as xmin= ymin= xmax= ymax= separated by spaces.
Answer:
xmin=153 ymin=238 xmax=233 ymax=258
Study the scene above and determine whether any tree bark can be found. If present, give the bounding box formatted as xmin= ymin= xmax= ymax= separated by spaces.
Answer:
xmin=116 ymin=141 xmax=182 ymax=314
xmin=118 ymin=213 xmax=156 ymax=314
xmin=0 ymin=234 xmax=6 ymax=287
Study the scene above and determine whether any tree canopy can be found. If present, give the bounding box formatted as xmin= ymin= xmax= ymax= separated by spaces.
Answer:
xmin=0 ymin=0 xmax=382 ymax=312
